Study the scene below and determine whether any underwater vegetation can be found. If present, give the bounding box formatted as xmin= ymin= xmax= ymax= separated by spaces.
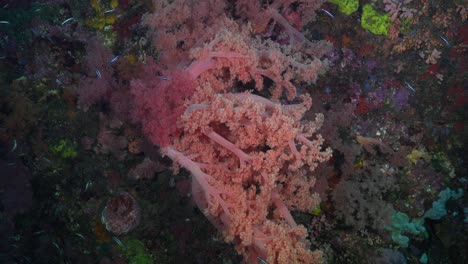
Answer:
xmin=0 ymin=0 xmax=466 ymax=263
xmin=49 ymin=139 xmax=78 ymax=158
xmin=329 ymin=0 xmax=359 ymax=16
xmin=361 ymin=4 xmax=391 ymax=36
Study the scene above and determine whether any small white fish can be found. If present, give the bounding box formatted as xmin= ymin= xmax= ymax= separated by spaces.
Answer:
xmin=33 ymin=230 xmax=46 ymax=236
xmin=160 ymin=76 xmax=171 ymax=81
xmin=52 ymin=241 xmax=61 ymax=251
xmin=95 ymin=68 xmax=102 ymax=79
xmin=61 ymin=17 xmax=74 ymax=26
xmin=404 ymin=81 xmax=416 ymax=93
xmin=257 ymin=257 xmax=268 ymax=264
xmin=439 ymin=36 xmax=450 ymax=47
xmin=84 ymin=181 xmax=93 ymax=191
xmin=21 ymin=256 xmax=32 ymax=264
xmin=110 ymin=55 xmax=120 ymax=63
xmin=104 ymin=9 xmax=115 ymax=14
xmin=9 ymin=139 xmax=17 ymax=153
xmin=0 ymin=21 xmax=10 ymax=24
xmin=112 ymin=237 xmax=125 ymax=248
xmin=321 ymin=8 xmax=334 ymax=19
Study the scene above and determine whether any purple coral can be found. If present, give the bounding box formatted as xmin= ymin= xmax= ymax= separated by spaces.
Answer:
xmin=392 ymin=88 xmax=411 ymax=109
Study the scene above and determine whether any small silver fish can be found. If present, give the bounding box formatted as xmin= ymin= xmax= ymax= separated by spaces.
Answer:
xmin=21 ymin=256 xmax=32 ymax=263
xmin=439 ymin=36 xmax=450 ymax=47
xmin=110 ymin=55 xmax=120 ymax=63
xmin=104 ymin=9 xmax=115 ymax=14
xmin=9 ymin=139 xmax=17 ymax=152
xmin=75 ymin=233 xmax=85 ymax=240
xmin=33 ymin=230 xmax=46 ymax=236
xmin=112 ymin=236 xmax=125 ymax=248
xmin=52 ymin=241 xmax=61 ymax=251
xmin=160 ymin=76 xmax=171 ymax=81
xmin=404 ymin=81 xmax=415 ymax=93
xmin=61 ymin=17 xmax=74 ymax=26
xmin=257 ymin=257 xmax=268 ymax=264
xmin=321 ymin=8 xmax=334 ymax=19
xmin=95 ymin=68 xmax=102 ymax=79
xmin=84 ymin=181 xmax=93 ymax=191
xmin=0 ymin=21 xmax=10 ymax=24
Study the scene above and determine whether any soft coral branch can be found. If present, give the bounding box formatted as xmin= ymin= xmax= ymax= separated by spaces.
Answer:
xmin=163 ymin=147 xmax=233 ymax=217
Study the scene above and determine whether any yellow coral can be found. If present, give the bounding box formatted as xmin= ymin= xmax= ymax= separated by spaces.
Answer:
xmin=125 ymin=55 xmax=137 ymax=64
xmin=111 ymin=0 xmax=119 ymax=8
xmin=406 ymin=149 xmax=428 ymax=165
xmin=354 ymin=159 xmax=366 ymax=169
xmin=90 ymin=0 xmax=100 ymax=11
xmin=86 ymin=0 xmax=118 ymax=30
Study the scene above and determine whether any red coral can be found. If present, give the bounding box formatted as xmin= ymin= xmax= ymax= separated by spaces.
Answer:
xmin=114 ymin=15 xmax=140 ymax=40
xmin=76 ymin=38 xmax=117 ymax=111
xmin=355 ymin=96 xmax=371 ymax=114
xmin=418 ymin=64 xmax=440 ymax=80
xmin=448 ymin=83 xmax=467 ymax=111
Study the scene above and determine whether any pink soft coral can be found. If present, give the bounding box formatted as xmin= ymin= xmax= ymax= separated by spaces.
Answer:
xmin=190 ymin=28 xmax=329 ymax=99
xmin=129 ymin=55 xmax=223 ymax=147
xmin=235 ymin=0 xmax=330 ymax=56
xmin=163 ymin=87 xmax=331 ymax=263
xmin=143 ymin=0 xmax=229 ymax=69
xmin=116 ymin=2 xmax=333 ymax=263
xmin=130 ymin=61 xmax=197 ymax=147
xmin=131 ymin=24 xmax=329 ymax=146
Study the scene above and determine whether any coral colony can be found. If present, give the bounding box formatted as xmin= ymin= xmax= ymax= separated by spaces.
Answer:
xmin=78 ymin=0 xmax=334 ymax=262
xmin=125 ymin=1 xmax=332 ymax=262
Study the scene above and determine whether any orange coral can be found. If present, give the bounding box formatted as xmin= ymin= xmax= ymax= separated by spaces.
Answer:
xmin=94 ymin=221 xmax=111 ymax=243
xmin=358 ymin=43 xmax=375 ymax=58
xmin=341 ymin=34 xmax=354 ymax=48
xmin=128 ymin=139 xmax=143 ymax=154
